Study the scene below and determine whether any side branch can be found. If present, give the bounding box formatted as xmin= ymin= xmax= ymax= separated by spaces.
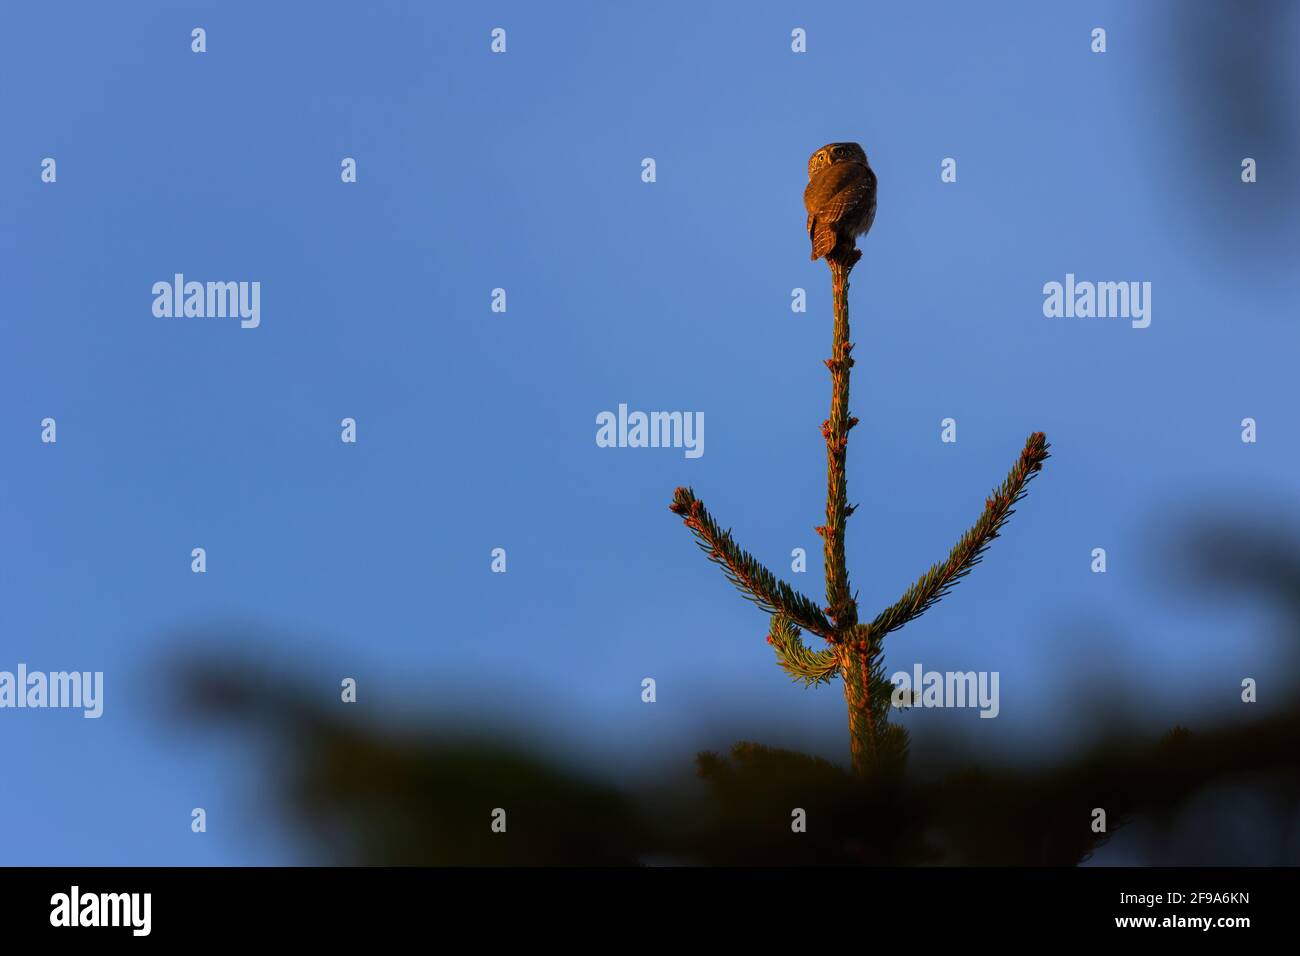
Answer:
xmin=670 ymin=487 xmax=835 ymax=639
xmin=868 ymin=432 xmax=1051 ymax=639
xmin=766 ymin=614 xmax=839 ymax=685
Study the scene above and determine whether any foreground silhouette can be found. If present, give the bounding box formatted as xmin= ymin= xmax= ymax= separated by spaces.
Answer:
xmin=172 ymin=510 xmax=1300 ymax=865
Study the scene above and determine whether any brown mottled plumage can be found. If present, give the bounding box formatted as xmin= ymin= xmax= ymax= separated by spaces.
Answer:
xmin=804 ymin=142 xmax=877 ymax=262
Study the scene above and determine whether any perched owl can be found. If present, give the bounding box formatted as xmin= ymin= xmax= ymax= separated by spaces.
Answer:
xmin=804 ymin=142 xmax=877 ymax=262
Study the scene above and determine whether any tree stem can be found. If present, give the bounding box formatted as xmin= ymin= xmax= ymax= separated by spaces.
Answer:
xmin=827 ymin=251 xmax=871 ymax=774
xmin=841 ymin=640 xmax=877 ymax=775
xmin=823 ymin=255 xmax=858 ymax=630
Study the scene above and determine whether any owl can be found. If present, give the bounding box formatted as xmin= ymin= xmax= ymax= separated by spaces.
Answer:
xmin=804 ymin=142 xmax=877 ymax=262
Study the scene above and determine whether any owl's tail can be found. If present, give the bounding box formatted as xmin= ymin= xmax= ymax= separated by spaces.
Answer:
xmin=811 ymin=223 xmax=837 ymax=261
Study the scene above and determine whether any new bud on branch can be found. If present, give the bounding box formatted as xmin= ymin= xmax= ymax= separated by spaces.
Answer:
xmin=668 ymin=142 xmax=1050 ymax=776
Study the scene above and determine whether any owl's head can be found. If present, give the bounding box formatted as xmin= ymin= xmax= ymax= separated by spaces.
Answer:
xmin=807 ymin=142 xmax=869 ymax=178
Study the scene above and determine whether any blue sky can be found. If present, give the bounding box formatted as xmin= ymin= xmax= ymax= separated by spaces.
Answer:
xmin=2 ymin=1 xmax=1297 ymax=864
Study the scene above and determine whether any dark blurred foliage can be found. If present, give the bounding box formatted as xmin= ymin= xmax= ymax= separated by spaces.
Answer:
xmin=1145 ymin=0 xmax=1300 ymax=259
xmin=171 ymin=505 xmax=1300 ymax=866
xmin=1171 ymin=512 xmax=1300 ymax=677
xmin=180 ymin=669 xmax=646 ymax=866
